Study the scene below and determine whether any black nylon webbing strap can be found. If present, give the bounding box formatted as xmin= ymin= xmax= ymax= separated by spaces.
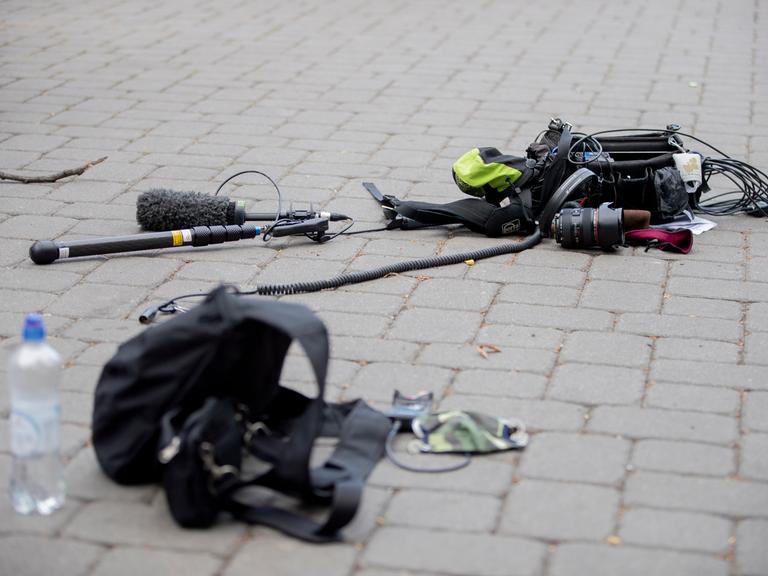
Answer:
xmin=311 ymin=401 xmax=391 ymax=496
xmin=227 ymin=402 xmax=390 ymax=542
xmin=215 ymin=295 xmax=390 ymax=542
xmin=225 ymin=293 xmax=330 ymax=496
xmin=226 ymin=480 xmax=361 ymax=542
xmin=538 ymin=168 xmax=597 ymax=235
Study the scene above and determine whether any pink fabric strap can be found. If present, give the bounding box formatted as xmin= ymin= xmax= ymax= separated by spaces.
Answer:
xmin=625 ymin=228 xmax=694 ymax=254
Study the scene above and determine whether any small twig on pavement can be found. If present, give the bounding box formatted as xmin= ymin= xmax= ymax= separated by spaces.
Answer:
xmin=0 ymin=156 xmax=107 ymax=183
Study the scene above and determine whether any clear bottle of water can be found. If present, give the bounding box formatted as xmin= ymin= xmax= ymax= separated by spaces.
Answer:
xmin=8 ymin=313 xmax=65 ymax=515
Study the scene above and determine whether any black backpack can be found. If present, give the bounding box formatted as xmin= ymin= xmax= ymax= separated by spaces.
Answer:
xmin=92 ymin=286 xmax=391 ymax=542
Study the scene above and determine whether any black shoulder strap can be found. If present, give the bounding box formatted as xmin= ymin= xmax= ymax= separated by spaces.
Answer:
xmin=221 ymin=291 xmax=330 ymax=398
xmin=215 ymin=292 xmax=390 ymax=542
xmin=538 ymin=168 xmax=597 ymax=234
xmin=226 ymin=400 xmax=390 ymax=543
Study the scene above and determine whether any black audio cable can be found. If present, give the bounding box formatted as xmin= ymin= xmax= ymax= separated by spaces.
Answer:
xmin=138 ymin=228 xmax=542 ymax=323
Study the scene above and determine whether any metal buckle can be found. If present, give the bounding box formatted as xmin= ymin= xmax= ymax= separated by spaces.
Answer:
xmin=243 ymin=421 xmax=272 ymax=445
xmin=158 ymin=435 xmax=181 ymax=464
xmin=199 ymin=442 xmax=239 ymax=480
xmin=668 ymin=136 xmax=687 ymax=154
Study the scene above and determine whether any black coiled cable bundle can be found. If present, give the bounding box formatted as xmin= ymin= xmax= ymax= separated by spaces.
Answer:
xmin=140 ymin=229 xmax=542 ymax=323
xmin=248 ymin=229 xmax=542 ymax=296
xmin=697 ymin=157 xmax=768 ymax=216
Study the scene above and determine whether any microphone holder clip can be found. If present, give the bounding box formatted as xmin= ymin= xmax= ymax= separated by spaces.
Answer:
xmin=268 ymin=217 xmax=330 ymax=243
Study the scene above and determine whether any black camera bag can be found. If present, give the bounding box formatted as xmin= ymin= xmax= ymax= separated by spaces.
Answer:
xmin=532 ymin=122 xmax=688 ymax=223
xmin=92 ymin=286 xmax=391 ymax=542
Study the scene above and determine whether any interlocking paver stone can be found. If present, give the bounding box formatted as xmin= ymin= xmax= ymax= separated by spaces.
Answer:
xmin=589 ymin=254 xmax=667 ymax=284
xmin=736 ymin=519 xmax=768 ymax=576
xmin=519 ymin=433 xmax=630 ymax=484
xmin=581 ymin=280 xmax=664 ymax=312
xmin=651 ymin=359 xmax=768 ymax=391
xmin=646 ymin=382 xmax=741 ymax=414
xmin=619 ymin=508 xmax=732 ymax=553
xmin=408 ymin=278 xmax=498 ymax=311
xmin=559 ymin=331 xmax=652 ymax=367
xmin=225 ymin=536 xmax=357 ymax=576
xmin=625 ymin=471 xmax=768 ymax=517
xmin=740 ymin=433 xmax=768 ymax=481
xmin=419 ymin=342 xmax=557 ymax=373
xmin=362 ymin=527 xmax=545 ymax=576
xmin=63 ymin=500 xmax=245 ymax=554
xmin=385 ymin=489 xmax=499 ymax=532
xmin=453 ymin=369 xmax=547 ymax=398
xmin=550 ymin=543 xmax=728 ymax=576
xmin=389 ymin=308 xmax=483 ymax=343
xmin=549 ymin=363 xmax=645 ymax=405
xmin=632 ymin=439 xmax=735 ymax=477
xmin=588 ymin=406 xmax=738 ymax=444
xmin=91 ymin=548 xmax=222 ymax=576
xmin=0 ymin=536 xmax=104 ymax=576
xmin=500 ymin=479 xmax=620 ymax=541
xmin=655 ymin=337 xmax=741 ymax=363
xmin=617 ymin=313 xmax=741 ymax=342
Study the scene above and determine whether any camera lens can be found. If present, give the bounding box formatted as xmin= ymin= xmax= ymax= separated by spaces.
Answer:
xmin=551 ymin=203 xmax=624 ymax=249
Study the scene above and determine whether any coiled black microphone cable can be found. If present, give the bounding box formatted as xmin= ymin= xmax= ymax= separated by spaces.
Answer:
xmin=139 ymin=228 xmax=542 ymax=323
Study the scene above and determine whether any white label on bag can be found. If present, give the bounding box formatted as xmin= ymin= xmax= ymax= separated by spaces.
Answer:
xmin=673 ymin=153 xmax=703 ymax=193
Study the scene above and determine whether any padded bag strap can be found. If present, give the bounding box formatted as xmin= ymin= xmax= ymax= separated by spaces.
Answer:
xmin=392 ymin=197 xmax=535 ymax=237
xmin=216 ymin=291 xmax=331 ymax=498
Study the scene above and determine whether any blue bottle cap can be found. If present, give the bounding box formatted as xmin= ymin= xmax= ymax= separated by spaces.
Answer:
xmin=22 ymin=313 xmax=46 ymax=342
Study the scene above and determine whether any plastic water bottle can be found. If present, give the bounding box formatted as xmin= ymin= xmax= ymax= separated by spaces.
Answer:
xmin=7 ymin=313 xmax=65 ymax=515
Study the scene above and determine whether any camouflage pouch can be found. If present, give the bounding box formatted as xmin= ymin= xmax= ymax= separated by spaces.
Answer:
xmin=411 ymin=410 xmax=529 ymax=454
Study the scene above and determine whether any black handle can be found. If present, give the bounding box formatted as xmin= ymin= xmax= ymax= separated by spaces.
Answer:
xmin=30 ymin=224 xmax=261 ymax=264
xmin=270 ymin=218 xmax=329 ymax=238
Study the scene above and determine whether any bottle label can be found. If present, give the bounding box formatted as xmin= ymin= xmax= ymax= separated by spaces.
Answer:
xmin=10 ymin=403 xmax=61 ymax=458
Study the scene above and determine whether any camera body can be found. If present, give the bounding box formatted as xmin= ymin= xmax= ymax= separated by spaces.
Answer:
xmin=551 ymin=202 xmax=625 ymax=250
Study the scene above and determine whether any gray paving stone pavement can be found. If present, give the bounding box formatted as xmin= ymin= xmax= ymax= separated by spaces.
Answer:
xmin=1 ymin=0 xmax=767 ymax=574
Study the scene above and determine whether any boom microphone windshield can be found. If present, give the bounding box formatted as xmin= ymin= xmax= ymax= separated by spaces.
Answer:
xmin=136 ymin=189 xmax=349 ymax=231
xmin=137 ymin=189 xmax=231 ymax=231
